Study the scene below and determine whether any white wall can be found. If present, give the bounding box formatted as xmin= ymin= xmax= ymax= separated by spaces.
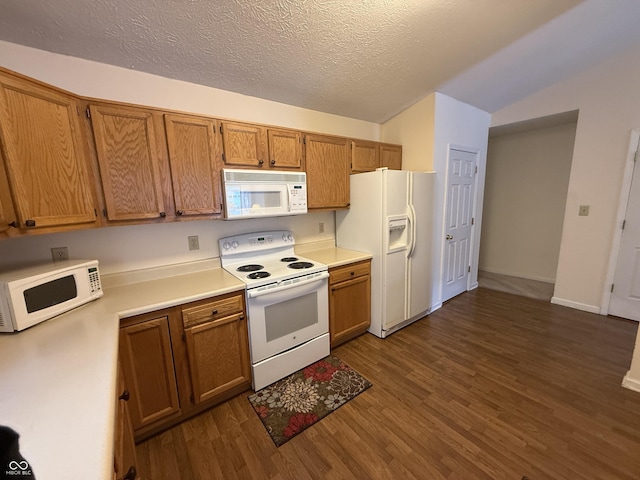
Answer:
xmin=381 ymin=92 xmax=490 ymax=308
xmin=0 ymin=41 xmax=379 ymax=274
xmin=624 ymin=328 xmax=640 ymax=393
xmin=0 ymin=212 xmax=335 ymax=275
xmin=380 ymin=95 xmax=435 ymax=171
xmin=433 ymin=93 xmax=491 ymax=300
xmin=492 ymin=42 xmax=640 ymax=314
xmin=480 ymin=122 xmax=576 ymax=283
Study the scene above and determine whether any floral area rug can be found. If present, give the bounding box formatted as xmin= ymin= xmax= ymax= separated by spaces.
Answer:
xmin=247 ymin=355 xmax=372 ymax=446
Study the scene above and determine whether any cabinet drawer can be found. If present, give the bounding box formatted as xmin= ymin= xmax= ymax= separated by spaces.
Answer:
xmin=182 ymin=294 xmax=244 ymax=328
xmin=329 ymin=260 xmax=371 ymax=285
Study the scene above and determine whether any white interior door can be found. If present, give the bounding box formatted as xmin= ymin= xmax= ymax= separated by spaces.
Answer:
xmin=443 ymin=148 xmax=477 ymax=302
xmin=610 ymin=151 xmax=640 ymax=321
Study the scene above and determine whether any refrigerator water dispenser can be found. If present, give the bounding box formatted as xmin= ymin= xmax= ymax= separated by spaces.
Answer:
xmin=387 ymin=216 xmax=409 ymax=253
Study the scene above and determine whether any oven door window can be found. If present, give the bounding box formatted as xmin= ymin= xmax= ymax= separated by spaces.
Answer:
xmin=265 ymin=292 xmax=318 ymax=342
xmin=247 ymin=278 xmax=329 ymax=364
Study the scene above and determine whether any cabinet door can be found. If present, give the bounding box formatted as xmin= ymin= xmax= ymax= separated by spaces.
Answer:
xmin=329 ymin=261 xmax=371 ymax=348
xmin=305 ymin=134 xmax=350 ymax=209
xmin=351 ymin=140 xmax=379 ymax=173
xmin=379 ymin=143 xmax=402 ymax=170
xmin=0 ymin=72 xmax=97 ymax=229
xmin=90 ymin=104 xmax=166 ymax=221
xmin=164 ymin=114 xmax=222 ymax=216
xmin=267 ymin=128 xmax=303 ymax=169
xmin=220 ymin=121 xmax=267 ymax=168
xmin=114 ymin=361 xmax=138 ymax=480
xmin=0 ymin=152 xmax=16 ymax=232
xmin=119 ymin=316 xmax=181 ymax=430
xmin=183 ymin=312 xmax=251 ymax=404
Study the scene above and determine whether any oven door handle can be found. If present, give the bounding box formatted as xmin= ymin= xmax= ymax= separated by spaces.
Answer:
xmin=247 ymin=272 xmax=329 ymax=298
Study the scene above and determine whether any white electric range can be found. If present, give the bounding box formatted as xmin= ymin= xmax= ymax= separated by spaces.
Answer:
xmin=219 ymin=230 xmax=330 ymax=390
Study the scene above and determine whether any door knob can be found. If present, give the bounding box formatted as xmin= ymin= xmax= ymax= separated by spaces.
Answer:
xmin=446 ymin=234 xmax=453 ymax=240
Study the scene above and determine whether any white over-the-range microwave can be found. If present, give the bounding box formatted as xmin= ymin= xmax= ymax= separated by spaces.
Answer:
xmin=0 ymin=259 xmax=103 ymax=332
xmin=221 ymin=169 xmax=307 ymax=219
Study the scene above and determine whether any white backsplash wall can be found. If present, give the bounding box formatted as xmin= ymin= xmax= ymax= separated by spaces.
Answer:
xmin=0 ymin=212 xmax=335 ymax=275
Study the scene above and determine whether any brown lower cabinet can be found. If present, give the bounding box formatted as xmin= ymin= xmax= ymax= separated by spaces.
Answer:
xmin=329 ymin=259 xmax=371 ymax=347
xmin=114 ymin=361 xmax=138 ymax=480
xmin=117 ymin=290 xmax=251 ymax=442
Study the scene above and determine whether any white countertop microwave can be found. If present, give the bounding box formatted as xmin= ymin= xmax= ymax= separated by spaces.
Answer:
xmin=221 ymin=169 xmax=307 ymax=219
xmin=0 ymin=259 xmax=103 ymax=332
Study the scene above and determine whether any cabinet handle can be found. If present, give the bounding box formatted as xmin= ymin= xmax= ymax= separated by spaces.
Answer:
xmin=159 ymin=212 xmax=166 ymax=218
xmin=25 ymin=219 xmax=36 ymax=227
xmin=211 ymin=309 xmax=218 ymax=316
xmin=122 ymin=465 xmax=137 ymax=480
xmin=176 ymin=210 xmax=184 ymax=216
xmin=8 ymin=221 xmax=17 ymax=228
xmin=350 ymin=271 xmax=355 ymax=276
xmin=270 ymin=159 xmax=276 ymax=166
xmin=119 ymin=390 xmax=130 ymax=401
xmin=258 ymin=159 xmax=264 ymax=166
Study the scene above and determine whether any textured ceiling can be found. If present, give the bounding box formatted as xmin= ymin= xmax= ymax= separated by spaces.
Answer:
xmin=0 ymin=0 xmax=632 ymax=123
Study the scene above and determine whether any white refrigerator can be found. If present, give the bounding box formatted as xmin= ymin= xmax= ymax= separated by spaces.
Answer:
xmin=336 ymin=168 xmax=436 ymax=338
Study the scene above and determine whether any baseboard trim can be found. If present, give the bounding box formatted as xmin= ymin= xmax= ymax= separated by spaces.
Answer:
xmin=622 ymin=372 xmax=640 ymax=393
xmin=478 ymin=268 xmax=555 ymax=284
xmin=550 ymin=296 xmax=600 ymax=314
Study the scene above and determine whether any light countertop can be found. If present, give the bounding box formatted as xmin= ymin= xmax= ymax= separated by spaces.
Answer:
xmin=299 ymin=246 xmax=371 ymax=268
xmin=0 ymin=247 xmax=369 ymax=479
xmin=0 ymin=266 xmax=244 ymax=480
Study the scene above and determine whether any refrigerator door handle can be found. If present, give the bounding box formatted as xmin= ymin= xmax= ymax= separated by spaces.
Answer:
xmin=408 ymin=203 xmax=417 ymax=258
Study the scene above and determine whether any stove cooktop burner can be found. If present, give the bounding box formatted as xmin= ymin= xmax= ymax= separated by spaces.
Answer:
xmin=280 ymin=257 xmax=298 ymax=262
xmin=247 ymin=271 xmax=271 ymax=279
xmin=288 ymin=261 xmax=314 ymax=269
xmin=237 ymin=264 xmax=264 ymax=272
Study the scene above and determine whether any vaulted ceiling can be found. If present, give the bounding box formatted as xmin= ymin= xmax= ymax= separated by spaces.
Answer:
xmin=1 ymin=0 xmax=639 ymax=123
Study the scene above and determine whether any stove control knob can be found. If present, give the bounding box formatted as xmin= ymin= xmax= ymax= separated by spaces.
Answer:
xmin=232 ymin=241 xmax=239 ymax=249
xmin=222 ymin=241 xmax=231 ymax=250
xmin=287 ymin=233 xmax=293 ymax=242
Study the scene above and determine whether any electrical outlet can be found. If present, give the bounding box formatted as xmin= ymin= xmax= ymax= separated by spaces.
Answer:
xmin=318 ymin=222 xmax=325 ymax=233
xmin=51 ymin=247 xmax=69 ymax=262
xmin=188 ymin=235 xmax=200 ymax=251
xmin=579 ymin=205 xmax=590 ymax=216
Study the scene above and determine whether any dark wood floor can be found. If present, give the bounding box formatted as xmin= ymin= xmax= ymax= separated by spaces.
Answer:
xmin=136 ymin=288 xmax=640 ymax=479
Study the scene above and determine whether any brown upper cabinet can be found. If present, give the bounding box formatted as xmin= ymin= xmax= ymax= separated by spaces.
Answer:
xmin=305 ymin=134 xmax=350 ymax=209
xmin=89 ymin=103 xmax=168 ymax=222
xmin=164 ymin=113 xmax=223 ymax=216
xmin=219 ymin=121 xmax=268 ymax=168
xmin=0 ymin=70 xmax=98 ymax=230
xmin=379 ymin=143 xmax=402 ymax=170
xmin=0 ymin=67 xmax=404 ymax=240
xmin=0 ymin=154 xmax=17 ymax=232
xmin=266 ymin=128 xmax=303 ymax=169
xmin=220 ymin=121 xmax=303 ymax=171
xmin=351 ymin=140 xmax=380 ymax=173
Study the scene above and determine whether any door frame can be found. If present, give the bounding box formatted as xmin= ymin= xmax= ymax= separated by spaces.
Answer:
xmin=440 ymin=144 xmax=481 ymax=303
xmin=601 ymin=128 xmax=640 ymax=315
